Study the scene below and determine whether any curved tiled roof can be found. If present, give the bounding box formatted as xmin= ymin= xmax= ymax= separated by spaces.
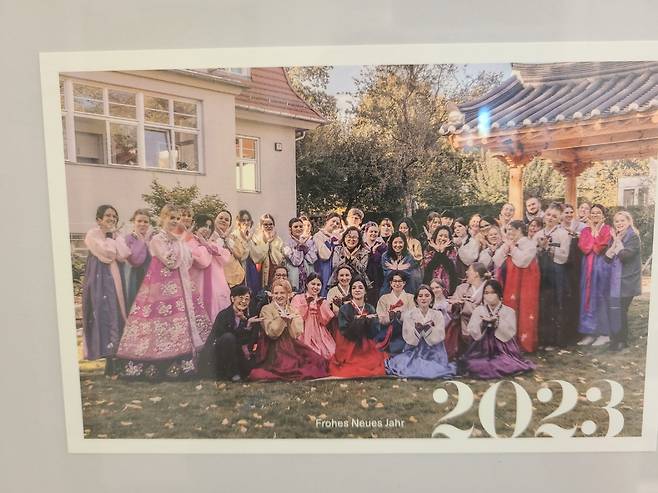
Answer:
xmin=440 ymin=62 xmax=658 ymax=135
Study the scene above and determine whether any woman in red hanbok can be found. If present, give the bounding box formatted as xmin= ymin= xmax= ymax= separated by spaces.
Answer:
xmin=492 ymin=220 xmax=540 ymax=353
xmin=329 ymin=278 xmax=387 ymax=378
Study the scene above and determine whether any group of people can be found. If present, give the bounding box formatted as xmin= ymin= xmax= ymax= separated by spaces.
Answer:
xmin=80 ymin=196 xmax=642 ymax=383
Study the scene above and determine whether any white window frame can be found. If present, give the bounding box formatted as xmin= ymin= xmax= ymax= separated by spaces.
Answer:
xmin=235 ymin=135 xmax=261 ymax=193
xmin=61 ymin=77 xmax=204 ymax=174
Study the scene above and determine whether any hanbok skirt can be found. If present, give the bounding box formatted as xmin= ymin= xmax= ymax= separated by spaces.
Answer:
xmin=115 ymin=258 xmax=212 ymax=380
xmin=329 ymin=330 xmax=387 ymax=378
xmin=458 ymin=331 xmax=535 ymax=380
xmin=385 ymin=340 xmax=456 ymax=379
xmin=249 ymin=335 xmax=328 ymax=381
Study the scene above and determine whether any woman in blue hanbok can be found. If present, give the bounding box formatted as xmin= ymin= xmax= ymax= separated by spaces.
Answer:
xmin=385 ymin=284 xmax=456 ymax=379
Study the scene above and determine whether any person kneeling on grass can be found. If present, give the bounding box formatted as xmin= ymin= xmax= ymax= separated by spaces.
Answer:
xmin=329 ymin=278 xmax=388 ymax=378
xmin=458 ymin=279 xmax=535 ymax=380
xmin=384 ymin=284 xmax=456 ymax=379
xmin=200 ymin=285 xmax=263 ymax=382
xmin=249 ymin=279 xmax=328 ymax=381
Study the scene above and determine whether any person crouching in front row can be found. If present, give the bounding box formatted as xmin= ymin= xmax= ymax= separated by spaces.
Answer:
xmin=200 ymin=285 xmax=263 ymax=382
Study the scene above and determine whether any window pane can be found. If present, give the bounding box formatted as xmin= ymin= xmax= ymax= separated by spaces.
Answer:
xmin=623 ymin=189 xmax=635 ymax=207
xmin=236 ymin=163 xmax=241 ymax=189
xmin=62 ymin=116 xmax=67 ymax=160
xmin=144 ymin=96 xmax=170 ymax=124
xmin=241 ymin=138 xmax=256 ymax=159
xmin=108 ymin=90 xmax=136 ymax=119
xmin=145 ymin=128 xmax=172 ymax=168
xmin=60 ymin=80 xmax=65 ymax=110
xmin=110 ymin=123 xmax=138 ymax=165
xmin=174 ymin=114 xmax=197 ymax=128
xmin=175 ymin=132 xmax=198 ymax=171
xmin=173 ymin=101 xmax=196 ymax=115
xmin=240 ymin=161 xmax=257 ymax=191
xmin=74 ymin=117 xmax=107 ymax=164
xmin=73 ymin=83 xmax=104 ymax=114
xmin=235 ymin=138 xmax=240 ymax=157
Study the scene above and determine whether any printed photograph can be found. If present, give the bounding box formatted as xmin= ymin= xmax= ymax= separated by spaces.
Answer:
xmin=58 ymin=60 xmax=657 ymax=440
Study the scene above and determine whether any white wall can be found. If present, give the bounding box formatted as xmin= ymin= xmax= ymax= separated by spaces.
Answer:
xmin=64 ymin=71 xmax=298 ymax=235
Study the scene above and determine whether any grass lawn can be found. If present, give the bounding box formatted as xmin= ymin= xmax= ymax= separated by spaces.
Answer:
xmin=79 ymin=287 xmax=651 ymax=440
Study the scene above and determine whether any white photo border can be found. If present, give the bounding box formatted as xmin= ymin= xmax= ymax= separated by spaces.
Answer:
xmin=40 ymin=41 xmax=658 ymax=454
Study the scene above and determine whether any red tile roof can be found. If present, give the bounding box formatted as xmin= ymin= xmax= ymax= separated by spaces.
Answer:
xmin=235 ymin=67 xmax=325 ymax=124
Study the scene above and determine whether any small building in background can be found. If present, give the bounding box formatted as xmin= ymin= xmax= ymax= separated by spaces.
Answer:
xmin=61 ymin=67 xmax=324 ymax=244
xmin=617 ymin=158 xmax=657 ymax=207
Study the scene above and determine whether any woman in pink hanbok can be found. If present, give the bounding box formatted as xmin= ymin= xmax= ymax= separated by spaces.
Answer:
xmin=116 ymin=204 xmax=212 ymax=380
xmin=291 ymin=273 xmax=336 ymax=359
xmin=180 ymin=206 xmax=213 ymax=319
xmin=203 ymin=210 xmax=234 ymax=320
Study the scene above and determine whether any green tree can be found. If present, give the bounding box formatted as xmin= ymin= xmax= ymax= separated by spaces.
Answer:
xmin=285 ymin=66 xmax=337 ymax=119
xmin=296 ymin=121 xmax=402 ymax=216
xmin=141 ymin=179 xmax=227 ymax=218
xmin=353 ymin=64 xmax=502 ymax=215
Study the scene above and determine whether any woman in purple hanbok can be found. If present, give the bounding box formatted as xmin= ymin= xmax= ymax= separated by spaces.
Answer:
xmin=385 ymin=284 xmax=456 ymax=379
xmin=283 ymin=217 xmax=318 ymax=292
xmin=577 ymin=204 xmax=613 ymax=347
xmin=313 ymin=212 xmax=342 ymax=296
xmin=115 ymin=204 xmax=212 ymax=380
xmin=122 ymin=208 xmax=153 ymax=312
xmin=458 ymin=279 xmax=535 ymax=379
xmin=82 ymin=205 xmax=130 ymax=375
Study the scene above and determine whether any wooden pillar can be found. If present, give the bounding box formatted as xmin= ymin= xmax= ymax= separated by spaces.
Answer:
xmin=509 ymin=165 xmax=525 ymax=219
xmin=565 ymin=170 xmax=577 ymax=206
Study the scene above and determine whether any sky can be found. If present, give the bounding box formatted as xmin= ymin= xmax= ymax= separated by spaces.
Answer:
xmin=326 ymin=63 xmax=512 ymax=114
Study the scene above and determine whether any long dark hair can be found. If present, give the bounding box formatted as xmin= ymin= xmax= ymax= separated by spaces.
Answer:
xmin=386 ymin=231 xmax=409 ymax=261
xmin=423 ymin=225 xmax=457 ymax=293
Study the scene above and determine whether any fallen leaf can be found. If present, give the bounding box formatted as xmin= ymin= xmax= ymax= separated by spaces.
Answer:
xmin=120 ymin=421 xmax=133 ymax=426
xmin=179 ymin=402 xmax=190 ymax=408
xmin=122 ymin=403 xmax=143 ymax=411
xmin=360 ymin=399 xmax=369 ymax=409
xmin=221 ymin=418 xmax=229 ymax=425
xmin=263 ymin=421 xmax=275 ymax=428
xmin=149 ymin=396 xmax=162 ymax=403
xmin=392 ymin=385 xmax=399 ymax=389
xmin=106 ymin=402 xmax=114 ymax=407
xmin=320 ymin=401 xmax=329 ymax=407
xmin=210 ymin=404 xmax=217 ymax=409
xmin=310 ymin=387 xmax=317 ymax=392
xmin=131 ymin=400 xmax=142 ymax=404
xmin=318 ymin=414 xmax=328 ymax=420
xmin=240 ymin=426 xmax=248 ymax=433
xmin=164 ymin=420 xmax=174 ymax=429
xmin=145 ymin=433 xmax=155 ymax=438
xmin=339 ymin=383 xmax=348 ymax=388
xmin=307 ymin=415 xmax=317 ymax=422
xmin=216 ymin=383 xmax=227 ymax=389
xmin=195 ymin=384 xmax=203 ymax=391
xmin=252 ymin=413 xmax=262 ymax=420
xmin=97 ymin=434 xmax=108 ymax=438
xmin=408 ymin=416 xmax=418 ymax=423
xmin=375 ymin=403 xmax=385 ymax=408
xmin=237 ymin=419 xmax=249 ymax=426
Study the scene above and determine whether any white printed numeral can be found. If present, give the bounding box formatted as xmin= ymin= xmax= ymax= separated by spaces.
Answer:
xmin=431 ymin=381 xmax=475 ymax=439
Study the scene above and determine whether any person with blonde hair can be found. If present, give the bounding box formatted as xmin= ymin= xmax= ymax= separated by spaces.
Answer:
xmin=116 ymin=204 xmax=212 ymax=379
xmin=250 ymin=279 xmax=328 ymax=380
xmin=605 ymin=210 xmax=642 ymax=351
xmin=250 ymin=213 xmax=285 ymax=290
